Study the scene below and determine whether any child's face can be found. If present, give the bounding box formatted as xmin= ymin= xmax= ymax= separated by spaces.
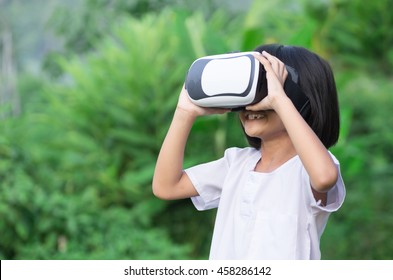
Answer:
xmin=239 ymin=110 xmax=287 ymax=142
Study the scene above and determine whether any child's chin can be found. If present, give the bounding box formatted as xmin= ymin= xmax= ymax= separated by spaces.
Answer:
xmin=244 ymin=128 xmax=261 ymax=139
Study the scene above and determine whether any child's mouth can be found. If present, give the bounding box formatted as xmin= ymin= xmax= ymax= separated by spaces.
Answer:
xmin=244 ymin=111 xmax=267 ymax=120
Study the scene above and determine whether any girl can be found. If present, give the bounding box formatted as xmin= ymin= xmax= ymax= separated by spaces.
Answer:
xmin=152 ymin=44 xmax=345 ymax=259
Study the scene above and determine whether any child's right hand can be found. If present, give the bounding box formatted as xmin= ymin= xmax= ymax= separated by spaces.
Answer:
xmin=153 ymin=84 xmax=229 ymax=200
xmin=176 ymin=84 xmax=229 ymax=117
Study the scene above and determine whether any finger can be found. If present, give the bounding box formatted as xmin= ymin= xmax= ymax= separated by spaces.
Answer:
xmin=261 ymin=51 xmax=284 ymax=68
xmin=261 ymin=50 xmax=281 ymax=62
xmin=246 ymin=99 xmax=270 ymax=111
xmin=253 ymin=52 xmax=273 ymax=72
xmin=261 ymin=51 xmax=288 ymax=82
xmin=211 ymin=108 xmax=231 ymax=115
xmin=263 ymin=52 xmax=286 ymax=73
xmin=254 ymin=52 xmax=283 ymax=76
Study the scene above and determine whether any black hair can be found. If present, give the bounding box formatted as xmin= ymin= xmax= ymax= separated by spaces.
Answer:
xmin=243 ymin=44 xmax=340 ymax=149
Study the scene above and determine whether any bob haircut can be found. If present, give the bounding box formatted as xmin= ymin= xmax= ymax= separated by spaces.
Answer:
xmin=243 ymin=44 xmax=340 ymax=149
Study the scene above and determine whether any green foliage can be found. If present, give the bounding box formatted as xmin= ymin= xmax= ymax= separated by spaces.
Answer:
xmin=48 ymin=0 xmax=178 ymax=54
xmin=0 ymin=8 xmax=242 ymax=259
xmin=44 ymin=0 xmax=243 ymax=77
xmin=325 ymin=72 xmax=393 ymax=259
xmin=309 ymin=0 xmax=393 ymax=74
xmin=1 ymin=0 xmax=393 ymax=260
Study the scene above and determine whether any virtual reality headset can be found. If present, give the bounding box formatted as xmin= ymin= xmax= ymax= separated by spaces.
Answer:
xmin=185 ymin=52 xmax=310 ymax=116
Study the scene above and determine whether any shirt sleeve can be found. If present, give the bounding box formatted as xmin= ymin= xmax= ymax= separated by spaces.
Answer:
xmin=184 ymin=148 xmax=233 ymax=211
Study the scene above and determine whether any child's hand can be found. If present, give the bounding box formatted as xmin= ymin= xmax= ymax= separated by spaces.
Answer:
xmin=246 ymin=51 xmax=289 ymax=112
xmin=177 ymin=84 xmax=229 ymax=117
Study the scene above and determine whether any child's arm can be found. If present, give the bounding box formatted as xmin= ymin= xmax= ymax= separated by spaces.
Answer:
xmin=274 ymin=96 xmax=338 ymax=193
xmin=248 ymin=52 xmax=338 ymax=193
xmin=152 ymin=86 xmax=229 ymax=200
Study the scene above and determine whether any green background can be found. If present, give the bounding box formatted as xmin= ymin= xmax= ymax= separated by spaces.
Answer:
xmin=1 ymin=0 xmax=392 ymax=259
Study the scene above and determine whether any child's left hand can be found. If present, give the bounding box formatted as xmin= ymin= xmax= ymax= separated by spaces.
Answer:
xmin=246 ymin=51 xmax=289 ymax=112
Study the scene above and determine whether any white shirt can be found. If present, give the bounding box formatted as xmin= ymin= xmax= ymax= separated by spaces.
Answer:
xmin=185 ymin=147 xmax=345 ymax=260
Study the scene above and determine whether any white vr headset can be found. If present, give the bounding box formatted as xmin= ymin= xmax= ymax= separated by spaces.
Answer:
xmin=185 ymin=52 xmax=310 ymax=116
